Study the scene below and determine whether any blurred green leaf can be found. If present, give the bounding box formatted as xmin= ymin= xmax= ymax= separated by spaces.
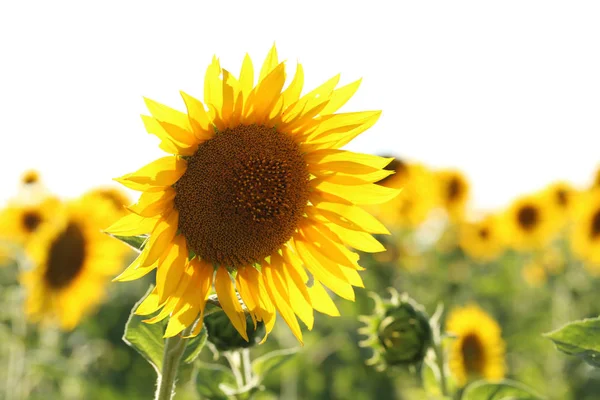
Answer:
xmin=252 ymin=347 xmax=298 ymax=385
xmin=122 ymin=286 xmax=166 ymax=373
xmin=195 ymin=362 xmax=237 ymax=400
xmin=183 ymin=324 xmax=207 ymax=364
xmin=544 ymin=317 xmax=600 ymax=368
xmin=461 ymin=379 xmax=545 ymax=400
xmin=112 ymin=234 xmax=148 ymax=253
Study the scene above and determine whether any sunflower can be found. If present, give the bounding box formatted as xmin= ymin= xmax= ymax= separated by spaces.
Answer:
xmin=502 ymin=194 xmax=558 ymax=251
xmin=21 ymin=169 xmax=41 ymax=185
xmin=109 ymin=46 xmax=397 ymax=343
xmin=570 ymin=189 xmax=600 ymax=272
xmin=543 ymin=181 xmax=578 ymax=227
xmin=84 ymin=186 xmax=130 ymax=215
xmin=0 ymin=196 xmax=61 ymax=253
xmin=22 ymin=194 xmax=129 ymax=329
xmin=458 ymin=214 xmax=505 ymax=262
xmin=374 ymin=158 xmax=438 ymax=229
xmin=445 ymin=304 xmax=505 ymax=387
xmin=436 ymin=169 xmax=469 ymax=222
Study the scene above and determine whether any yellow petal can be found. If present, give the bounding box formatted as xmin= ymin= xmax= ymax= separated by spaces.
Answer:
xmin=276 ymin=254 xmax=314 ymax=330
xmin=305 ymin=149 xmax=393 ymax=170
xmin=139 ymin=211 xmax=179 ymax=268
xmin=115 ymin=156 xmax=186 ymax=190
xmin=280 ymin=63 xmax=304 ymax=112
xmin=156 ymin=235 xmax=188 ymax=303
xmin=104 ymin=212 xmax=159 ymax=236
xmin=143 ymin=97 xmax=192 ymax=131
xmin=326 ymin=223 xmax=386 ymax=253
xmin=135 ymin=287 xmax=162 ymax=315
xmin=308 ymin=111 xmax=381 ymax=143
xmin=141 ymin=115 xmax=192 ymax=155
xmin=319 ymin=78 xmax=362 ymax=115
xmin=259 ymin=44 xmax=279 ymax=83
xmin=215 ymin=267 xmax=249 ymax=341
xmin=300 ymin=225 xmax=361 ymax=269
xmin=263 ymin=264 xmax=303 ymax=343
xmin=315 ymin=202 xmax=389 ymax=234
xmin=315 ymin=181 xmax=400 ymax=205
xmin=308 ymin=279 xmax=340 ymax=317
xmin=251 ymin=63 xmax=286 ymax=123
xmin=239 ymin=53 xmax=254 ymax=100
xmin=204 ymin=56 xmax=223 ymax=114
xmin=180 ymin=91 xmax=214 ymax=141
xmin=128 ymin=188 xmax=176 ymax=218
xmin=113 ymin=255 xmax=157 ymax=282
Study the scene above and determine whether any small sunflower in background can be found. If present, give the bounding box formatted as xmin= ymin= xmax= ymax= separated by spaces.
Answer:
xmin=592 ymin=166 xmax=600 ymax=189
xmin=110 ymin=45 xmax=397 ymax=342
xmin=21 ymin=169 xmax=41 ymax=185
xmin=0 ymin=196 xmax=61 ymax=262
xmin=458 ymin=214 xmax=505 ymax=263
xmin=570 ymin=189 xmax=600 ymax=272
xmin=374 ymin=158 xmax=438 ymax=229
xmin=543 ymin=181 xmax=578 ymax=227
xmin=22 ymin=194 xmax=130 ymax=330
xmin=445 ymin=304 xmax=505 ymax=387
xmin=436 ymin=169 xmax=469 ymax=222
xmin=502 ymin=194 xmax=559 ymax=251
xmin=84 ymin=186 xmax=130 ymax=215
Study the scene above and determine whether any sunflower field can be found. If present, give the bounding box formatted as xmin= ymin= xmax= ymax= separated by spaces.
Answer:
xmin=1 ymin=45 xmax=600 ymax=400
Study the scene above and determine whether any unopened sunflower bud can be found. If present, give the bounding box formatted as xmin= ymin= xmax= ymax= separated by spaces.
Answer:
xmin=359 ymin=289 xmax=432 ymax=370
xmin=204 ymin=310 xmax=265 ymax=351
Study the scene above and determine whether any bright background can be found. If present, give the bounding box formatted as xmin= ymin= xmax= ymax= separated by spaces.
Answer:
xmin=1 ymin=1 xmax=599 ymax=210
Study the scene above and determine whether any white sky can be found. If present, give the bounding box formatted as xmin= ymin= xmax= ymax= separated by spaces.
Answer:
xmin=1 ymin=1 xmax=599 ymax=211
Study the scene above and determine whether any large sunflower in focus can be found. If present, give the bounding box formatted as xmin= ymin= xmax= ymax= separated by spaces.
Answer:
xmin=374 ymin=158 xmax=437 ymax=229
xmin=436 ymin=169 xmax=469 ymax=222
xmin=502 ymin=194 xmax=558 ymax=251
xmin=446 ymin=305 xmax=505 ymax=387
xmin=22 ymin=195 xmax=129 ymax=329
xmin=458 ymin=214 xmax=505 ymax=262
xmin=110 ymin=46 xmax=397 ymax=342
xmin=570 ymin=189 xmax=600 ymax=272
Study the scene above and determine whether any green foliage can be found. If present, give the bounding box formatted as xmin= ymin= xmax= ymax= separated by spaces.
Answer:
xmin=252 ymin=347 xmax=298 ymax=385
xmin=195 ymin=363 xmax=237 ymax=400
xmin=461 ymin=379 xmax=545 ymax=400
xmin=111 ymin=234 xmax=147 ymax=253
xmin=544 ymin=317 xmax=600 ymax=368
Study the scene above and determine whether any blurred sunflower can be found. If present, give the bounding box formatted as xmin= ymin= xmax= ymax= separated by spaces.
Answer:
xmin=84 ymin=186 xmax=130 ymax=215
xmin=502 ymin=194 xmax=558 ymax=250
xmin=0 ymin=196 xmax=61 ymax=256
xmin=21 ymin=169 xmax=41 ymax=185
xmin=110 ymin=46 xmax=397 ymax=343
xmin=543 ymin=181 xmax=578 ymax=227
xmin=570 ymin=190 xmax=600 ymax=272
xmin=593 ymin=167 xmax=600 ymax=189
xmin=446 ymin=304 xmax=505 ymax=387
xmin=458 ymin=214 xmax=505 ymax=262
xmin=374 ymin=158 xmax=438 ymax=229
xmin=436 ymin=169 xmax=469 ymax=222
xmin=521 ymin=261 xmax=547 ymax=288
xmin=22 ymin=195 xmax=129 ymax=330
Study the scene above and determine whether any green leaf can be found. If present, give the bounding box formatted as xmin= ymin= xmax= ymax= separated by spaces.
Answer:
xmin=461 ymin=379 xmax=545 ymax=400
xmin=112 ymin=234 xmax=148 ymax=252
xmin=251 ymin=347 xmax=299 ymax=384
xmin=122 ymin=286 xmax=167 ymax=373
xmin=544 ymin=317 xmax=600 ymax=367
xmin=183 ymin=324 xmax=208 ymax=364
xmin=195 ymin=362 xmax=237 ymax=400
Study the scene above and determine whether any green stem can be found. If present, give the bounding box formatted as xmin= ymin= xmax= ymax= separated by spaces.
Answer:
xmin=155 ymin=325 xmax=194 ymax=400
xmin=433 ymin=339 xmax=448 ymax=397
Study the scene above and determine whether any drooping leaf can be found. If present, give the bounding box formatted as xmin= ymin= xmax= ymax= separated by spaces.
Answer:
xmin=461 ymin=379 xmax=545 ymax=400
xmin=113 ymin=234 xmax=148 ymax=253
xmin=122 ymin=286 xmax=167 ymax=373
xmin=251 ymin=347 xmax=299 ymax=385
xmin=195 ymin=362 xmax=237 ymax=400
xmin=183 ymin=324 xmax=208 ymax=364
xmin=544 ymin=317 xmax=600 ymax=368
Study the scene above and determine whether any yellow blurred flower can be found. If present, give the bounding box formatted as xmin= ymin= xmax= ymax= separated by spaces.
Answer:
xmin=0 ymin=196 xmax=61 ymax=257
xmin=446 ymin=304 xmax=506 ymax=387
xmin=436 ymin=169 xmax=469 ymax=222
xmin=542 ymin=181 xmax=579 ymax=227
xmin=21 ymin=169 xmax=41 ymax=185
xmin=570 ymin=189 xmax=600 ymax=273
xmin=84 ymin=186 xmax=130 ymax=215
xmin=502 ymin=194 xmax=559 ymax=251
xmin=110 ymin=46 xmax=396 ymax=343
xmin=375 ymin=159 xmax=438 ymax=229
xmin=458 ymin=214 xmax=505 ymax=262
xmin=22 ymin=195 xmax=129 ymax=330
xmin=521 ymin=261 xmax=547 ymax=288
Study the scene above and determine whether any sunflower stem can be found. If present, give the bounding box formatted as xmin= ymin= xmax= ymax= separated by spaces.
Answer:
xmin=433 ymin=339 xmax=448 ymax=397
xmin=155 ymin=325 xmax=194 ymax=400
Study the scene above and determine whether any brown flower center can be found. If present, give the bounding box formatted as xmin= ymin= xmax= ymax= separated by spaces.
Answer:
xmin=377 ymin=157 xmax=406 ymax=187
xmin=555 ymin=189 xmax=568 ymax=207
xmin=461 ymin=333 xmax=485 ymax=375
xmin=517 ymin=205 xmax=539 ymax=231
xmin=44 ymin=223 xmax=86 ymax=289
xmin=174 ymin=124 xmax=310 ymax=269
xmin=22 ymin=211 xmax=42 ymax=233
xmin=447 ymin=177 xmax=463 ymax=203
xmin=478 ymin=227 xmax=490 ymax=240
xmin=590 ymin=209 xmax=600 ymax=239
